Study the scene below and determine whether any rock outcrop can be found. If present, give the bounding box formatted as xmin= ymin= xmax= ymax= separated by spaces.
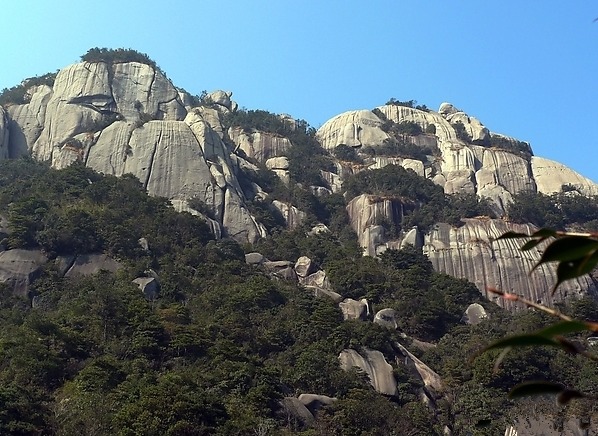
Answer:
xmin=424 ymin=218 xmax=597 ymax=308
xmin=461 ymin=303 xmax=488 ymax=325
xmin=316 ymin=110 xmax=389 ymax=149
xmin=4 ymin=60 xmax=267 ymax=244
xmin=532 ymin=156 xmax=598 ymax=196
xmin=0 ymin=249 xmax=48 ymax=296
xmin=339 ymin=348 xmax=398 ymax=396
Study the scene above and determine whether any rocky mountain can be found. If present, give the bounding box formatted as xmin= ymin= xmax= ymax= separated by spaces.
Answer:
xmin=2 ymin=55 xmax=598 ymax=311
xmin=2 ymin=49 xmax=598 ymax=435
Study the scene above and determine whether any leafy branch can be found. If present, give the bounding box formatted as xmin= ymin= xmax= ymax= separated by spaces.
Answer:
xmin=479 ymin=229 xmax=598 ymax=403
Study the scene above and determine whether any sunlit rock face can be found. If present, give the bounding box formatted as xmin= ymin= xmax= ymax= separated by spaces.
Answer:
xmin=532 ymin=156 xmax=598 ymax=196
xmin=339 ymin=348 xmax=398 ymax=396
xmin=423 ymin=218 xmax=597 ymax=309
xmin=4 ymin=61 xmax=268 ymax=244
xmin=316 ymin=110 xmax=389 ymax=149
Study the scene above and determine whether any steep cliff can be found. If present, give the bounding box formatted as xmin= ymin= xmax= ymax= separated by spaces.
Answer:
xmin=3 ymin=60 xmax=266 ymax=243
xmin=2 ymin=54 xmax=598 ymax=308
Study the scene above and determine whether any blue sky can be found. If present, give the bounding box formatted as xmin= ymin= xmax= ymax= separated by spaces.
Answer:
xmin=2 ymin=1 xmax=598 ymax=182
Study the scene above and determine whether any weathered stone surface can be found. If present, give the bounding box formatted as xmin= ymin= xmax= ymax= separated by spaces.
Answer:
xmin=307 ymin=223 xmax=330 ymax=236
xmin=395 ymin=342 xmax=444 ymax=394
xmin=370 ymin=157 xmax=425 ymax=177
xmin=207 ymin=90 xmax=233 ymax=110
xmin=265 ymin=156 xmax=289 ymax=170
xmin=339 ymin=348 xmax=398 ymax=396
xmin=294 ymin=256 xmax=315 ymax=278
xmin=461 ymin=303 xmax=488 ymax=325
xmin=298 ymin=394 xmax=337 ymax=414
xmin=6 ymin=85 xmax=52 ymax=158
xmin=424 ymin=219 xmax=597 ymax=308
xmin=401 ymin=227 xmax=423 ymax=249
xmin=271 ymin=200 xmax=306 ymax=230
xmin=111 ymin=62 xmax=185 ymax=122
xmin=299 ymin=270 xmax=331 ymax=290
xmin=321 ymin=170 xmax=343 ymax=193
xmin=228 ymin=127 xmax=291 ymax=163
xmin=280 ymin=398 xmax=314 ymax=426
xmin=347 ymin=194 xmax=404 ymax=256
xmin=133 ymin=277 xmax=160 ymax=300
xmin=245 ymin=252 xmax=265 ymax=265
xmin=63 ymin=253 xmax=122 ymax=277
xmin=0 ymin=249 xmax=48 ymax=296
xmin=374 ymin=308 xmax=400 ymax=330
xmin=339 ymin=298 xmax=368 ymax=320
xmin=532 ymin=156 xmax=598 ymax=196
xmin=316 ymin=110 xmax=389 ymax=150
xmin=439 ymin=102 xmax=489 ymax=142
xmin=274 ymin=266 xmax=297 ymax=281
xmin=0 ymin=106 xmax=9 ymax=159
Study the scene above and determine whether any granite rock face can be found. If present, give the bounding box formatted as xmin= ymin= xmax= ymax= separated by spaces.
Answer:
xmin=316 ymin=110 xmax=389 ymax=149
xmin=532 ymin=156 xmax=598 ymax=196
xmin=0 ymin=249 xmax=48 ymax=296
xmin=339 ymin=348 xmax=398 ymax=396
xmin=4 ymin=60 xmax=268 ymax=244
xmin=424 ymin=218 xmax=597 ymax=308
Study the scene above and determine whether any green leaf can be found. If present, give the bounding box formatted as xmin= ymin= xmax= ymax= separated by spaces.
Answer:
xmin=537 ymin=236 xmax=598 ymax=265
xmin=520 ymin=238 xmax=546 ymax=251
xmin=553 ymin=252 xmax=598 ymax=293
xmin=483 ymin=334 xmax=558 ymax=352
xmin=508 ymin=381 xmax=564 ymax=398
xmin=530 ymin=228 xmax=558 ymax=239
xmin=496 ymin=231 xmax=530 ymax=240
xmin=537 ymin=320 xmax=591 ymax=338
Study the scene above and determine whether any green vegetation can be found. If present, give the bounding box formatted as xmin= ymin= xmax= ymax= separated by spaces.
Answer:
xmin=452 ymin=120 xmax=472 ymax=142
xmin=384 ymin=98 xmax=430 ymax=112
xmin=342 ymin=165 xmax=494 ymax=231
xmin=333 ymin=144 xmax=363 ymax=164
xmin=0 ymin=158 xmax=594 ymax=434
xmin=488 ymin=134 xmax=533 ymax=160
xmin=477 ymin=228 xmax=598 ymax=414
xmin=361 ymin=138 xmax=438 ymax=161
xmin=80 ymin=47 xmax=162 ymax=72
xmin=0 ymin=72 xmax=57 ymax=106
xmin=508 ymin=191 xmax=598 ymax=230
xmin=225 ymin=108 xmax=334 ymax=187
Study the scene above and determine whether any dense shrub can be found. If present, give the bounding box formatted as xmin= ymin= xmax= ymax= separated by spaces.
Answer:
xmin=384 ymin=98 xmax=430 ymax=112
xmin=452 ymin=121 xmax=471 ymax=142
xmin=508 ymin=190 xmax=598 ymax=229
xmin=488 ymin=134 xmax=533 ymax=159
xmin=80 ymin=47 xmax=161 ymax=71
xmin=0 ymin=72 xmax=57 ymax=106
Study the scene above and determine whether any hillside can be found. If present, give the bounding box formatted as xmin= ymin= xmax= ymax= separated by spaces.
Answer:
xmin=1 ymin=48 xmax=598 ymax=435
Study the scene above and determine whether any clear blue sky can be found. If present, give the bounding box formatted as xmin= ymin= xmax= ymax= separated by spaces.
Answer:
xmin=2 ymin=1 xmax=598 ymax=182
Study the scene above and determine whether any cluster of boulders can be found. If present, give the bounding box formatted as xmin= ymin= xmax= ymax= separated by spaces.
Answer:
xmin=248 ymin=249 xmax=492 ymax=431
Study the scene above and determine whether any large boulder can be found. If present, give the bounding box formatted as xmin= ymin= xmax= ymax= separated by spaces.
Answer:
xmin=298 ymin=394 xmax=337 ymax=415
xmin=61 ymin=253 xmax=122 ymax=277
xmin=0 ymin=249 xmax=48 ymax=296
xmin=339 ymin=298 xmax=368 ymax=321
xmin=133 ymin=277 xmax=160 ymax=300
xmin=316 ymin=110 xmax=389 ymax=150
xmin=461 ymin=303 xmax=488 ymax=325
xmin=228 ymin=127 xmax=291 ymax=163
xmin=294 ymin=256 xmax=315 ymax=278
xmin=5 ymin=61 xmax=267 ymax=245
xmin=374 ymin=308 xmax=400 ymax=330
xmin=339 ymin=348 xmax=398 ymax=396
